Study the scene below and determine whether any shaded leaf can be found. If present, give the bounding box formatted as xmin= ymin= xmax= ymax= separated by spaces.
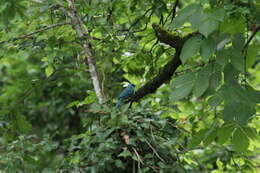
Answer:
xmin=203 ymin=129 xmax=217 ymax=146
xmin=246 ymin=44 xmax=259 ymax=69
xmin=180 ymin=35 xmax=203 ymax=63
xmin=188 ymin=129 xmax=207 ymax=148
xmin=172 ymin=4 xmax=203 ymax=28
xmin=200 ymin=37 xmax=215 ymax=62
xmin=172 ymin=72 xmax=195 ymax=87
xmin=199 ymin=19 xmax=219 ymax=37
xmin=223 ymin=101 xmax=255 ymax=125
xmin=217 ymin=123 xmax=235 ymax=144
xmin=208 ymin=93 xmax=223 ymax=108
xmin=170 ymin=84 xmax=194 ymax=101
xmin=232 ymin=33 xmax=244 ymax=51
xmin=193 ymin=66 xmax=210 ymax=98
xmin=232 ymin=128 xmax=249 ymax=152
xmin=242 ymin=126 xmax=257 ymax=140
xmin=211 ymin=8 xmax=225 ymax=21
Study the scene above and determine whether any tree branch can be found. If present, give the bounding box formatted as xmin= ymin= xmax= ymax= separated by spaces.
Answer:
xmin=171 ymin=0 xmax=179 ymax=21
xmin=0 ymin=22 xmax=71 ymax=44
xmin=163 ymin=0 xmax=179 ymax=25
xmin=128 ymin=23 xmax=197 ymax=103
xmin=66 ymin=0 xmax=106 ymax=104
xmin=119 ymin=7 xmax=153 ymax=32
xmin=243 ymin=25 xmax=260 ymax=52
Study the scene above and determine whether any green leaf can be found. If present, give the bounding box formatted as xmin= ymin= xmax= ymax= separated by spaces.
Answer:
xmin=115 ymin=160 xmax=125 ymax=169
xmin=232 ymin=33 xmax=245 ymax=51
xmin=246 ymin=86 xmax=260 ymax=104
xmin=170 ymin=84 xmax=194 ymax=101
xmin=189 ymin=11 xmax=207 ymax=30
xmin=211 ymin=8 xmax=225 ymax=22
xmin=220 ymin=17 xmax=246 ymax=34
xmin=193 ymin=66 xmax=210 ymax=98
xmin=224 ymin=63 xmax=239 ymax=83
xmin=83 ymin=91 xmax=96 ymax=104
xmin=199 ymin=19 xmax=219 ymax=37
xmin=45 ymin=65 xmax=54 ymax=77
xmin=246 ymin=45 xmax=259 ymax=69
xmin=118 ymin=150 xmax=132 ymax=158
xmin=171 ymin=72 xmax=196 ymax=101
xmin=203 ymin=129 xmax=217 ymax=146
xmin=66 ymin=101 xmax=80 ymax=108
xmin=216 ymin=50 xmax=229 ymax=67
xmin=209 ymin=69 xmax=222 ymax=90
xmin=14 ymin=114 xmax=32 ymax=133
xmin=232 ymin=128 xmax=249 ymax=152
xmin=229 ymin=50 xmax=244 ymax=72
xmin=229 ymin=82 xmax=258 ymax=105
xmin=172 ymin=73 xmax=195 ymax=87
xmin=188 ymin=129 xmax=207 ymax=148
xmin=209 ymin=0 xmax=217 ymax=7
xmin=200 ymin=37 xmax=215 ymax=62
xmin=223 ymin=102 xmax=255 ymax=125
xmin=242 ymin=126 xmax=257 ymax=140
xmin=180 ymin=35 xmax=202 ymax=63
xmin=172 ymin=4 xmax=203 ymax=28
xmin=208 ymin=93 xmax=223 ymax=108
xmin=217 ymin=123 xmax=235 ymax=144
xmin=216 ymin=38 xmax=230 ymax=51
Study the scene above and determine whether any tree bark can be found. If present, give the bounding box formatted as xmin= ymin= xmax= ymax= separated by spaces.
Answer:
xmin=66 ymin=0 xmax=106 ymax=104
xmin=128 ymin=24 xmax=197 ymax=103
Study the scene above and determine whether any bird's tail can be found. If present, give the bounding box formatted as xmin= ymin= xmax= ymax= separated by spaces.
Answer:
xmin=116 ymin=98 xmax=123 ymax=108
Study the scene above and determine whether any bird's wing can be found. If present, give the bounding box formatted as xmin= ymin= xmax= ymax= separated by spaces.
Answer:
xmin=118 ymin=86 xmax=133 ymax=99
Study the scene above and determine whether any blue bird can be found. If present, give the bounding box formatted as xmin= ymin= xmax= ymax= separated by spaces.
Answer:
xmin=116 ymin=83 xmax=135 ymax=108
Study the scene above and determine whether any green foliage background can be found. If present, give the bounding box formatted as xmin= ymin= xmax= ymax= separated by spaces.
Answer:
xmin=0 ymin=0 xmax=259 ymax=172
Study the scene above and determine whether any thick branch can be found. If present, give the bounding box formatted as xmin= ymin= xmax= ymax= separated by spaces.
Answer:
xmin=129 ymin=49 xmax=182 ymax=102
xmin=129 ymin=24 xmax=196 ymax=102
xmin=66 ymin=0 xmax=106 ymax=104
xmin=152 ymin=23 xmax=183 ymax=49
xmin=0 ymin=22 xmax=71 ymax=44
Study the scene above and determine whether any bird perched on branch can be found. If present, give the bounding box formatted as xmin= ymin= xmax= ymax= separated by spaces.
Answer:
xmin=116 ymin=83 xmax=135 ymax=108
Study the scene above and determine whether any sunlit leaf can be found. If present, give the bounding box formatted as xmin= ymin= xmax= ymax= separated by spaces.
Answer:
xmin=45 ymin=65 xmax=54 ymax=77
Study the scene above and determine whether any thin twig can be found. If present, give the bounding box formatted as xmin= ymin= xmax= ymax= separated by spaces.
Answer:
xmin=163 ymin=0 xmax=179 ymax=25
xmin=145 ymin=140 xmax=165 ymax=163
xmin=132 ymin=10 xmax=153 ymax=33
xmin=243 ymin=25 xmax=260 ymax=52
xmin=171 ymin=0 xmax=179 ymax=21
xmin=132 ymin=147 xmax=143 ymax=173
xmin=120 ymin=7 xmax=153 ymax=32
xmin=167 ymin=122 xmax=192 ymax=134
xmin=0 ymin=22 xmax=71 ymax=44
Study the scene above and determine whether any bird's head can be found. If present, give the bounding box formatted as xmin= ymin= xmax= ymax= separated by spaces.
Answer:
xmin=129 ymin=83 xmax=136 ymax=88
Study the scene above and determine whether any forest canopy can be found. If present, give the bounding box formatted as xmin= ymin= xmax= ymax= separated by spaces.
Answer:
xmin=0 ymin=0 xmax=260 ymax=172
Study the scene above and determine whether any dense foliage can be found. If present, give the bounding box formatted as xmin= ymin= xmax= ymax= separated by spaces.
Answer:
xmin=0 ymin=0 xmax=259 ymax=172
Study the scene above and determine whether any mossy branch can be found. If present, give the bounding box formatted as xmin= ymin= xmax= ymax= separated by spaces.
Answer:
xmin=128 ymin=23 xmax=196 ymax=102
